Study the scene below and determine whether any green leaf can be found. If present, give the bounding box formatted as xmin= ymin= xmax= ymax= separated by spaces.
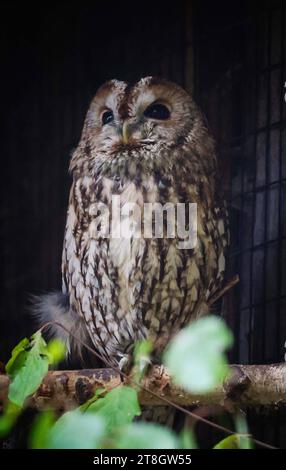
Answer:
xmin=47 ymin=339 xmax=66 ymax=365
xmin=87 ymin=385 xmax=141 ymax=432
xmin=29 ymin=411 xmax=55 ymax=449
xmin=79 ymin=388 xmax=106 ymax=412
xmin=180 ymin=426 xmax=198 ymax=449
xmin=1 ymin=332 xmax=65 ymax=438
xmin=134 ymin=339 xmax=153 ymax=362
xmin=133 ymin=339 xmax=153 ymax=382
xmin=47 ymin=410 xmax=105 ymax=449
xmin=7 ymin=331 xmax=50 ymax=407
xmin=116 ymin=422 xmax=179 ymax=449
xmin=235 ymin=413 xmax=253 ymax=449
xmin=134 ymin=339 xmax=153 ymax=366
xmin=0 ymin=402 xmax=21 ymax=438
xmin=214 ymin=414 xmax=253 ymax=449
xmin=163 ymin=316 xmax=233 ymax=393
xmin=5 ymin=338 xmax=30 ymax=375
xmin=214 ymin=434 xmax=241 ymax=449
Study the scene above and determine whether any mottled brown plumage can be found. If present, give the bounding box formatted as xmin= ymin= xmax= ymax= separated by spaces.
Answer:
xmin=35 ymin=77 xmax=228 ymax=372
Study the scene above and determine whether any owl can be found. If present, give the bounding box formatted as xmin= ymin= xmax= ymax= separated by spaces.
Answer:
xmin=35 ymin=77 xmax=228 ymax=371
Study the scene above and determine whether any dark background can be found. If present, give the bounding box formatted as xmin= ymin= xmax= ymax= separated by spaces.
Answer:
xmin=1 ymin=0 xmax=286 ymax=447
xmin=0 ymin=0 xmax=186 ymax=355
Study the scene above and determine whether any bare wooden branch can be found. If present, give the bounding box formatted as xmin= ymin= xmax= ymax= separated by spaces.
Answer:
xmin=1 ymin=363 xmax=286 ymax=412
xmin=207 ymin=274 xmax=239 ymax=307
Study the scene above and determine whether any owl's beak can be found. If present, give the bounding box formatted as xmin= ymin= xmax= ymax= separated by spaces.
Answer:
xmin=122 ymin=121 xmax=130 ymax=144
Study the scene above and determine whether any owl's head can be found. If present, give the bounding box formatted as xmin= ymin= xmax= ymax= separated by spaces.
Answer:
xmin=71 ymin=77 xmax=215 ymax=174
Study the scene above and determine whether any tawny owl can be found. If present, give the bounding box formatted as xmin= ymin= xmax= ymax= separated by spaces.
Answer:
xmin=35 ymin=77 xmax=228 ymax=370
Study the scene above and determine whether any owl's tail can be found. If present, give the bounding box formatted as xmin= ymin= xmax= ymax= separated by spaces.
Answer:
xmin=30 ymin=291 xmax=91 ymax=363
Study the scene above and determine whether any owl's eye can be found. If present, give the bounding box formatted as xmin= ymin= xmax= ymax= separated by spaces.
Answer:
xmin=144 ymin=102 xmax=170 ymax=120
xmin=102 ymin=109 xmax=114 ymax=125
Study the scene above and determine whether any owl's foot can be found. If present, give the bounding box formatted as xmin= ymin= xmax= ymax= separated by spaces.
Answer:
xmin=116 ymin=346 xmax=162 ymax=383
xmin=117 ymin=353 xmax=133 ymax=375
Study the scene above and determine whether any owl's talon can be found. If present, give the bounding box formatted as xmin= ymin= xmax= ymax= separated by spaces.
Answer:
xmin=157 ymin=363 xmax=165 ymax=378
xmin=117 ymin=353 xmax=132 ymax=374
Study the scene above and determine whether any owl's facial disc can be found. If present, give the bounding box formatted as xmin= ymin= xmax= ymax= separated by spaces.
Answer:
xmin=100 ymin=109 xmax=160 ymax=147
xmin=84 ymin=77 xmax=199 ymax=158
xmin=115 ymin=101 xmax=172 ymax=146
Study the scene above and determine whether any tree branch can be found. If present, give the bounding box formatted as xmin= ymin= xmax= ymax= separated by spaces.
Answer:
xmin=207 ymin=274 xmax=239 ymax=306
xmin=1 ymin=363 xmax=286 ymax=412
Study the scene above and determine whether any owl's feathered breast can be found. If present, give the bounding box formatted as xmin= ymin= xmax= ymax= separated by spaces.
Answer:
xmin=62 ymin=144 xmax=228 ymax=364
